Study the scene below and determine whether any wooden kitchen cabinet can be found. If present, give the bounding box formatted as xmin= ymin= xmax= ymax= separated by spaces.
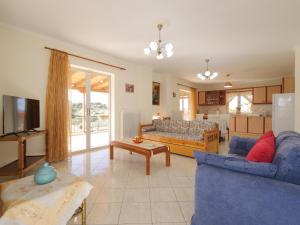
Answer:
xmin=282 ymin=76 xmax=295 ymax=93
xmin=198 ymin=91 xmax=206 ymax=105
xmin=205 ymin=90 xmax=226 ymax=105
xmin=253 ymin=87 xmax=267 ymax=104
xmin=229 ymin=116 xmax=236 ymax=133
xmin=198 ymin=90 xmax=225 ymax=105
xmin=248 ymin=116 xmax=264 ymax=134
xmin=267 ymin=85 xmax=281 ymax=104
xmin=235 ymin=116 xmax=248 ymax=133
xmin=264 ymin=117 xmax=272 ymax=133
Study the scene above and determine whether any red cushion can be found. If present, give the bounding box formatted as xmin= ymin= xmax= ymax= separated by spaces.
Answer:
xmin=246 ymin=132 xmax=276 ymax=162
xmin=257 ymin=130 xmax=274 ymax=142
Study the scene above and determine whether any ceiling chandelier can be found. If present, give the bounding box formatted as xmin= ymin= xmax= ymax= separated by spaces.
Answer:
xmin=197 ymin=59 xmax=219 ymax=80
xmin=144 ymin=24 xmax=174 ymax=59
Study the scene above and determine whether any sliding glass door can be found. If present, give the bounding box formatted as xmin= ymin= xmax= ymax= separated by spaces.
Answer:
xmin=69 ymin=69 xmax=110 ymax=152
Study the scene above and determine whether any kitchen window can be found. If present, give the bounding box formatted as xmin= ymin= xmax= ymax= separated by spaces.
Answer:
xmin=227 ymin=90 xmax=253 ymax=113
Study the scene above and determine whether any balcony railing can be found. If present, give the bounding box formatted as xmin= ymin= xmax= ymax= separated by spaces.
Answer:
xmin=71 ymin=115 xmax=109 ymax=135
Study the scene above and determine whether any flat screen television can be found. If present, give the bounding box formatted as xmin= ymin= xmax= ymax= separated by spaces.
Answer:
xmin=2 ymin=95 xmax=40 ymax=135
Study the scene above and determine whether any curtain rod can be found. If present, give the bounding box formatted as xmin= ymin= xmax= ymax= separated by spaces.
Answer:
xmin=44 ymin=47 xmax=126 ymax=71
xmin=177 ymin=83 xmax=196 ymax=89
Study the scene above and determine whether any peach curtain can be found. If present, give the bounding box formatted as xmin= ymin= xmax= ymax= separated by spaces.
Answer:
xmin=190 ymin=88 xmax=197 ymax=120
xmin=46 ymin=50 xmax=70 ymax=162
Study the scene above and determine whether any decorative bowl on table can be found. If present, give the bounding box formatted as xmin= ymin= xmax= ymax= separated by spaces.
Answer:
xmin=34 ymin=162 xmax=57 ymax=185
xmin=132 ymin=136 xmax=143 ymax=144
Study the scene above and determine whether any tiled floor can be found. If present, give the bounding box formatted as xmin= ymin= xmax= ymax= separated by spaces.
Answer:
xmin=68 ymin=140 xmax=228 ymax=225
xmin=65 ymin=148 xmax=196 ymax=225
xmin=1 ymin=140 xmax=229 ymax=225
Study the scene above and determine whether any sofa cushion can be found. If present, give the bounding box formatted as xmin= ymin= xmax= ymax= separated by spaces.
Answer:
xmin=246 ymin=132 xmax=276 ymax=163
xmin=142 ymin=126 xmax=156 ymax=132
xmin=177 ymin=120 xmax=190 ymax=134
xmin=168 ymin=120 xmax=178 ymax=133
xmin=145 ymin=131 xmax=204 ymax=141
xmin=257 ymin=130 xmax=275 ymax=142
xmin=273 ymin=131 xmax=300 ymax=185
xmin=229 ymin=136 xmax=257 ymax=156
xmin=188 ymin=120 xmax=215 ymax=136
xmin=194 ymin=151 xmax=277 ymax=178
xmin=153 ymin=119 xmax=170 ymax=132
xmin=153 ymin=119 xmax=162 ymax=131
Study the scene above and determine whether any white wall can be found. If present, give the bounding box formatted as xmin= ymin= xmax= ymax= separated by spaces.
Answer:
xmin=295 ymin=46 xmax=300 ymax=132
xmin=0 ymin=24 xmax=153 ymax=166
xmin=152 ymin=73 xmax=197 ymax=118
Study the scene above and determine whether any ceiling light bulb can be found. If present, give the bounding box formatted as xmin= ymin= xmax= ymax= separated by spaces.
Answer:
xmin=204 ymin=70 xmax=211 ymax=76
xmin=197 ymin=73 xmax=206 ymax=80
xmin=166 ymin=51 xmax=173 ymax=58
xmin=209 ymin=72 xmax=218 ymax=80
xmin=144 ymin=48 xmax=151 ymax=55
xmin=165 ymin=43 xmax=173 ymax=52
xmin=157 ymin=53 xmax=164 ymax=59
xmin=149 ymin=42 xmax=158 ymax=51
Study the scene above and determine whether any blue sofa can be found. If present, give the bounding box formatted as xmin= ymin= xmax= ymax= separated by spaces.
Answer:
xmin=191 ymin=131 xmax=300 ymax=225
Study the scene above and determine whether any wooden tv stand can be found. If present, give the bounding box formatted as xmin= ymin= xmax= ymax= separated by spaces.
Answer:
xmin=0 ymin=130 xmax=47 ymax=177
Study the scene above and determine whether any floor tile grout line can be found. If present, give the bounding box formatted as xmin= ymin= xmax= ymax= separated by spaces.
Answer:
xmin=118 ymin=153 xmax=132 ymax=225
xmin=170 ymin=179 xmax=189 ymax=223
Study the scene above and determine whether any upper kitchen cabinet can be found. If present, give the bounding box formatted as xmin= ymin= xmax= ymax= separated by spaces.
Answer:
xmin=282 ymin=76 xmax=295 ymax=93
xmin=266 ymin=85 xmax=282 ymax=104
xmin=198 ymin=90 xmax=226 ymax=105
xmin=198 ymin=91 xmax=206 ymax=105
xmin=253 ymin=87 xmax=267 ymax=104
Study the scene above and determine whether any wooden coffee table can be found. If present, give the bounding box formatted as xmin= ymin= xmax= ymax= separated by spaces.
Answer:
xmin=110 ymin=139 xmax=171 ymax=175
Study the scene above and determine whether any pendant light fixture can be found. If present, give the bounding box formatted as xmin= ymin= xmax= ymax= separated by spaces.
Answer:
xmin=197 ymin=59 xmax=219 ymax=80
xmin=144 ymin=24 xmax=174 ymax=59
xmin=224 ymin=74 xmax=233 ymax=88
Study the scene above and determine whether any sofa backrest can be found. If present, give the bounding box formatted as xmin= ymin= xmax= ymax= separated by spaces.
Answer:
xmin=273 ymin=131 xmax=300 ymax=185
xmin=153 ymin=119 xmax=169 ymax=132
xmin=188 ymin=120 xmax=217 ymax=135
xmin=153 ymin=119 xmax=217 ymax=134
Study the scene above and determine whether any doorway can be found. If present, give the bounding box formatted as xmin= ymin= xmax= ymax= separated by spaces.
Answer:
xmin=179 ymin=89 xmax=191 ymax=121
xmin=69 ymin=68 xmax=110 ymax=152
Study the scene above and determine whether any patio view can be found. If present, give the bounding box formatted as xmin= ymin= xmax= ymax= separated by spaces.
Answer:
xmin=70 ymin=70 xmax=110 ymax=152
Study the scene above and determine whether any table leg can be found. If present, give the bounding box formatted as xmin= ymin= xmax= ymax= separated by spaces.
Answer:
xmin=110 ymin=145 xmax=114 ymax=160
xmin=146 ymin=154 xmax=150 ymax=175
xmin=166 ymin=147 xmax=170 ymax=167
xmin=81 ymin=199 xmax=86 ymax=225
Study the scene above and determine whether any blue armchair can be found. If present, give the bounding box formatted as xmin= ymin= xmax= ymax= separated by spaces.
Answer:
xmin=191 ymin=131 xmax=300 ymax=225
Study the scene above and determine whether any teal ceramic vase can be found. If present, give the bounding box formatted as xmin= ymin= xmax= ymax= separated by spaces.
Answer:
xmin=34 ymin=162 xmax=57 ymax=185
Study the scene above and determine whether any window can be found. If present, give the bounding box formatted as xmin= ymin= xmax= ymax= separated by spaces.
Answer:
xmin=227 ymin=91 xmax=252 ymax=113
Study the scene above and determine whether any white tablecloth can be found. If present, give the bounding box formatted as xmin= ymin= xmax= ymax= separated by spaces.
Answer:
xmin=196 ymin=114 xmax=229 ymax=137
xmin=0 ymin=173 xmax=92 ymax=225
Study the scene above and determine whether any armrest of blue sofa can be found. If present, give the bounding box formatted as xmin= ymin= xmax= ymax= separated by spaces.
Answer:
xmin=193 ymin=151 xmax=277 ymax=178
xmin=229 ymin=136 xmax=256 ymax=156
xmin=193 ymin=164 xmax=300 ymax=225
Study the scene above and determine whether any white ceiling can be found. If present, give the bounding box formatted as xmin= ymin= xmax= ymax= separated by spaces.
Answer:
xmin=1 ymin=0 xmax=300 ymax=83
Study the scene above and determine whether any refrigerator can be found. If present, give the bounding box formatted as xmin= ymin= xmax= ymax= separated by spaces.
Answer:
xmin=272 ymin=93 xmax=295 ymax=136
